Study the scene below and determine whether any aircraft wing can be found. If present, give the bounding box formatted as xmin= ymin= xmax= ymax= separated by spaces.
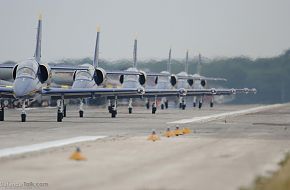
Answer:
xmin=177 ymin=75 xmax=227 ymax=81
xmin=109 ymin=71 xmax=170 ymax=77
xmin=0 ymin=86 xmax=15 ymax=98
xmin=106 ymin=71 xmax=140 ymax=75
xmin=186 ymin=88 xmax=257 ymax=96
xmin=195 ymin=77 xmax=227 ymax=81
xmin=143 ymin=89 xmax=186 ymax=97
xmin=41 ymin=87 xmax=145 ymax=99
xmin=146 ymin=72 xmax=170 ymax=77
xmin=50 ymin=65 xmax=89 ymax=71
xmin=0 ymin=65 xmax=14 ymax=69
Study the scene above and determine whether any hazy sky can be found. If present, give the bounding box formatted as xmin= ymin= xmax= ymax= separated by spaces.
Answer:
xmin=0 ymin=0 xmax=290 ymax=62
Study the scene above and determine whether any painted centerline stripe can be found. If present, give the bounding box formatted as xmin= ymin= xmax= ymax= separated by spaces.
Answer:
xmin=168 ymin=104 xmax=283 ymax=124
xmin=0 ymin=136 xmax=106 ymax=158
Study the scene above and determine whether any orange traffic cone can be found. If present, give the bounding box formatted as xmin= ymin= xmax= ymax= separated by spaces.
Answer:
xmin=164 ymin=127 xmax=175 ymax=137
xmin=182 ymin=127 xmax=191 ymax=135
xmin=70 ymin=147 xmax=87 ymax=161
xmin=174 ymin=126 xmax=183 ymax=136
xmin=147 ymin=130 xmax=160 ymax=142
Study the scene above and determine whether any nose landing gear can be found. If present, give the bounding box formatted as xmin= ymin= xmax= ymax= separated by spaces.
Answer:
xmin=128 ymin=98 xmax=133 ymax=114
xmin=0 ymin=100 xmax=4 ymax=121
xmin=56 ymin=99 xmax=64 ymax=122
xmin=79 ymin=99 xmax=84 ymax=118
xmin=111 ymin=97 xmax=118 ymax=118
xmin=152 ymin=96 xmax=157 ymax=114
xmin=21 ymin=100 xmax=27 ymax=122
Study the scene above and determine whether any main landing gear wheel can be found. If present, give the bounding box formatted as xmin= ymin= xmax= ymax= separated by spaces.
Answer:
xmin=182 ymin=104 xmax=186 ymax=110
xmin=152 ymin=102 xmax=157 ymax=114
xmin=161 ymin=104 xmax=164 ymax=110
xmin=21 ymin=113 xmax=26 ymax=122
xmin=57 ymin=111 xmax=63 ymax=122
xmin=111 ymin=110 xmax=117 ymax=118
xmin=193 ymin=102 xmax=196 ymax=107
xmin=165 ymin=100 xmax=168 ymax=109
xmin=199 ymin=101 xmax=203 ymax=109
xmin=0 ymin=107 xmax=4 ymax=121
xmin=179 ymin=103 xmax=182 ymax=109
xmin=79 ymin=110 xmax=84 ymax=118
xmin=63 ymin=105 xmax=67 ymax=117
xmin=146 ymin=102 xmax=150 ymax=109
xmin=128 ymin=107 xmax=132 ymax=114
xmin=152 ymin=107 xmax=157 ymax=114
xmin=210 ymin=102 xmax=214 ymax=108
xmin=108 ymin=105 xmax=113 ymax=113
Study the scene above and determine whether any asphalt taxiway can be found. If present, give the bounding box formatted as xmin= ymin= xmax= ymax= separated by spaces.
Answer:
xmin=0 ymin=104 xmax=289 ymax=190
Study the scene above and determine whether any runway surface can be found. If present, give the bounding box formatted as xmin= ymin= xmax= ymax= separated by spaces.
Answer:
xmin=0 ymin=103 xmax=289 ymax=190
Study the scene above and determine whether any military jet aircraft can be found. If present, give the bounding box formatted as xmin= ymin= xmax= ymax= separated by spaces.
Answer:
xmin=144 ymin=49 xmax=256 ymax=110
xmin=0 ymin=15 xmax=145 ymax=122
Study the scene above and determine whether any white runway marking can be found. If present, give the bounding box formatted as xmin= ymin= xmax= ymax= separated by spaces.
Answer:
xmin=16 ymin=107 xmax=39 ymax=111
xmin=0 ymin=136 xmax=106 ymax=158
xmin=168 ymin=104 xmax=284 ymax=124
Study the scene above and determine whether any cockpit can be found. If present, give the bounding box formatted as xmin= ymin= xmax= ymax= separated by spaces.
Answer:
xmin=16 ymin=67 xmax=36 ymax=78
xmin=16 ymin=60 xmax=38 ymax=79
xmin=75 ymin=70 xmax=92 ymax=80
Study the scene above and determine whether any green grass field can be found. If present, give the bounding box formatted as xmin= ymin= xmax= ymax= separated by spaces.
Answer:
xmin=241 ymin=153 xmax=290 ymax=190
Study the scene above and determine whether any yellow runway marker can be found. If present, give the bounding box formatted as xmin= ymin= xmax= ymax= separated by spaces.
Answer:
xmin=164 ymin=128 xmax=175 ymax=138
xmin=182 ymin=127 xmax=191 ymax=135
xmin=148 ymin=130 xmax=160 ymax=142
xmin=174 ymin=126 xmax=183 ymax=136
xmin=70 ymin=147 xmax=86 ymax=161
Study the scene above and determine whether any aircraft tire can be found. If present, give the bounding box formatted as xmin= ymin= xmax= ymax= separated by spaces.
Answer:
xmin=128 ymin=107 xmax=132 ymax=114
xmin=152 ymin=107 xmax=157 ymax=114
xmin=111 ymin=110 xmax=117 ymax=118
xmin=210 ymin=102 xmax=214 ymax=108
xmin=165 ymin=101 xmax=168 ymax=109
xmin=21 ymin=113 xmax=26 ymax=122
xmin=108 ymin=106 xmax=112 ymax=113
xmin=57 ymin=112 xmax=63 ymax=122
xmin=161 ymin=104 xmax=164 ymax=110
xmin=79 ymin=110 xmax=84 ymax=118
xmin=0 ymin=107 xmax=4 ymax=121
xmin=199 ymin=102 xmax=202 ymax=109
xmin=146 ymin=102 xmax=150 ymax=109
xmin=182 ymin=104 xmax=186 ymax=110
xmin=63 ymin=105 xmax=67 ymax=117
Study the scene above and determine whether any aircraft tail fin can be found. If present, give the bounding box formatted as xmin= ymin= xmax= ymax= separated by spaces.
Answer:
xmin=197 ymin=53 xmax=202 ymax=75
xmin=34 ymin=14 xmax=42 ymax=63
xmin=93 ymin=26 xmax=100 ymax=68
xmin=133 ymin=38 xmax=137 ymax=68
xmin=185 ymin=50 xmax=189 ymax=73
xmin=167 ymin=48 xmax=172 ymax=73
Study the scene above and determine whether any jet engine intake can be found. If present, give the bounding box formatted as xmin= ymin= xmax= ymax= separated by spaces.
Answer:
xmin=170 ymin=75 xmax=177 ymax=87
xmin=139 ymin=71 xmax=147 ymax=86
xmin=12 ymin=65 xmax=19 ymax=80
xmin=201 ymin=79 xmax=207 ymax=87
xmin=94 ymin=68 xmax=107 ymax=85
xmin=187 ymin=79 xmax=194 ymax=86
xmin=119 ymin=75 xmax=124 ymax=84
xmin=38 ymin=64 xmax=51 ymax=83
xmin=154 ymin=76 xmax=158 ymax=85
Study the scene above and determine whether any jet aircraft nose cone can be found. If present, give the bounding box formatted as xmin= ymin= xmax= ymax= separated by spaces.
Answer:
xmin=13 ymin=77 xmax=34 ymax=98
